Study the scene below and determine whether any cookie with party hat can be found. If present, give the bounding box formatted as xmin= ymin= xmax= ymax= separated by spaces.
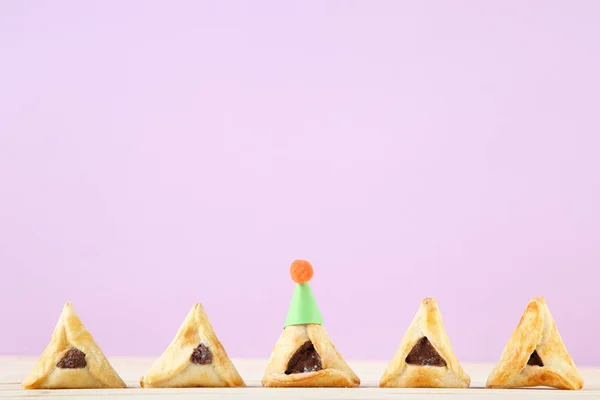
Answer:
xmin=261 ymin=260 xmax=360 ymax=387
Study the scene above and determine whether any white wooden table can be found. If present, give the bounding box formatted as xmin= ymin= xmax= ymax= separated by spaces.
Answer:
xmin=1 ymin=357 xmax=599 ymax=399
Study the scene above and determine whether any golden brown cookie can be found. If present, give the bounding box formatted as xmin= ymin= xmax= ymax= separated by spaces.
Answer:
xmin=380 ymin=298 xmax=470 ymax=388
xmin=22 ymin=302 xmax=126 ymax=389
xmin=140 ymin=303 xmax=244 ymax=388
xmin=486 ymin=297 xmax=583 ymax=390
xmin=262 ymin=324 xmax=360 ymax=387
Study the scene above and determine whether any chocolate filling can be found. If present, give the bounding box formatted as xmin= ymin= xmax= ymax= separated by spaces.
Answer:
xmin=57 ymin=348 xmax=87 ymax=369
xmin=190 ymin=343 xmax=213 ymax=365
xmin=405 ymin=337 xmax=447 ymax=367
xmin=527 ymin=350 xmax=544 ymax=367
xmin=285 ymin=341 xmax=323 ymax=375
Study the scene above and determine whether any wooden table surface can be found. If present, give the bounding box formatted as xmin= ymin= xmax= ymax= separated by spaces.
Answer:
xmin=1 ymin=357 xmax=599 ymax=399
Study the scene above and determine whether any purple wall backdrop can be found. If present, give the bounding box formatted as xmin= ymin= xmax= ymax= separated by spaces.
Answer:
xmin=1 ymin=1 xmax=599 ymax=365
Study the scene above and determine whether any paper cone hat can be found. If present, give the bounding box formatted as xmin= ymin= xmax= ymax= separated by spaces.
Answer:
xmin=22 ymin=302 xmax=126 ymax=389
xmin=140 ymin=303 xmax=245 ymax=388
xmin=380 ymin=298 xmax=470 ymax=388
xmin=284 ymin=260 xmax=323 ymax=327
xmin=486 ymin=297 xmax=583 ymax=390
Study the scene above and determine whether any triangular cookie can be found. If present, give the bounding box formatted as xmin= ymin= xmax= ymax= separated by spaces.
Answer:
xmin=262 ymin=324 xmax=360 ymax=387
xmin=140 ymin=303 xmax=245 ymax=388
xmin=380 ymin=298 xmax=470 ymax=388
xmin=22 ymin=302 xmax=126 ymax=389
xmin=486 ymin=297 xmax=583 ymax=390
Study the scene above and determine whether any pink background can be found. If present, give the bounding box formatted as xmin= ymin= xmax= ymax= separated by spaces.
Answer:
xmin=1 ymin=1 xmax=599 ymax=365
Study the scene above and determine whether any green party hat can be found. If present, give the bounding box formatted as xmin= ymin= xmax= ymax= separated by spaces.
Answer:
xmin=284 ymin=260 xmax=324 ymax=327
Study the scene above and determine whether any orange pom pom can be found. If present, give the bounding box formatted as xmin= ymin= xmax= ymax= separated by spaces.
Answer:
xmin=290 ymin=260 xmax=314 ymax=284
